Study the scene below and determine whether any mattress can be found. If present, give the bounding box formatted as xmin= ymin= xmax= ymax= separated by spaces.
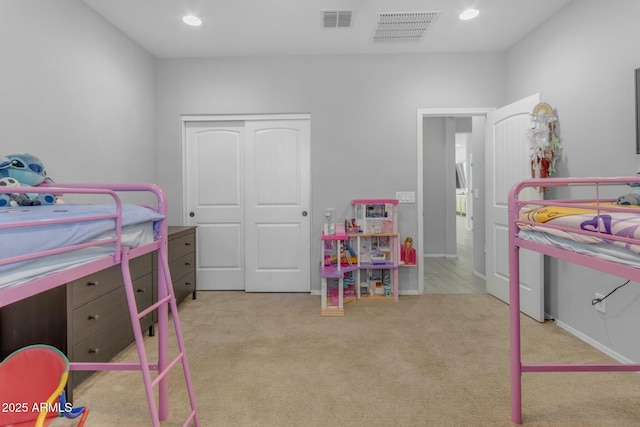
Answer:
xmin=517 ymin=203 xmax=640 ymax=268
xmin=0 ymin=203 xmax=164 ymax=289
xmin=517 ymin=229 xmax=640 ymax=269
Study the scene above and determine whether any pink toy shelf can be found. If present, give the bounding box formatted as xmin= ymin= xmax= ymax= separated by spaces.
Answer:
xmin=320 ymin=199 xmax=399 ymax=316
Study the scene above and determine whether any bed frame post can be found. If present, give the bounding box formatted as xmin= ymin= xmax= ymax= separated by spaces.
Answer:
xmin=508 ymin=184 xmax=523 ymax=425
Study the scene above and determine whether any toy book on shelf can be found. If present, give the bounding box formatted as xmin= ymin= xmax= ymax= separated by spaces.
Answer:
xmin=320 ymin=199 xmax=399 ymax=316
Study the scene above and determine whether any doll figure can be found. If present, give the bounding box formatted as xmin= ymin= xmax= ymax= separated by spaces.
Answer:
xmin=401 ymin=237 xmax=416 ymax=265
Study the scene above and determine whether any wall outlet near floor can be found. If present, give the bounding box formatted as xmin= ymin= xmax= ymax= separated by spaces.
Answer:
xmin=594 ymin=293 xmax=606 ymax=314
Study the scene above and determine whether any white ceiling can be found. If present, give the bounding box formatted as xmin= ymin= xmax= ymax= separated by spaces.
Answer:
xmin=81 ymin=0 xmax=572 ymax=59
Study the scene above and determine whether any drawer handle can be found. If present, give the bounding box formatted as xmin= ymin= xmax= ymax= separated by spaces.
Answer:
xmin=89 ymin=348 xmax=100 ymax=354
xmin=87 ymin=281 xmax=99 ymax=287
xmin=88 ymin=314 xmax=100 ymax=320
xmin=185 ymin=262 xmax=191 ymax=266
xmin=185 ymin=282 xmax=192 ymax=287
xmin=185 ymin=242 xmax=191 ymax=246
xmin=137 ymin=288 xmax=145 ymax=293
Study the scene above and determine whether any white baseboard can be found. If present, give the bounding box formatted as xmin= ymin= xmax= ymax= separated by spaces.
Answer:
xmin=311 ymin=289 xmax=421 ymax=296
xmin=472 ymin=270 xmax=486 ymax=280
xmin=424 ymin=253 xmax=457 ymax=259
xmin=554 ymin=319 xmax=636 ymax=364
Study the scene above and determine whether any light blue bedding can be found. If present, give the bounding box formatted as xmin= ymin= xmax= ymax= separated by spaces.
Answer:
xmin=0 ymin=203 xmax=164 ymax=270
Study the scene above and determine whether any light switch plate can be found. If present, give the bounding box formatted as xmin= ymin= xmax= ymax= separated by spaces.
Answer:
xmin=395 ymin=191 xmax=415 ymax=203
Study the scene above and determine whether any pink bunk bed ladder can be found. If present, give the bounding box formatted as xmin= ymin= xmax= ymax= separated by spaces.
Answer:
xmin=107 ymin=186 xmax=200 ymax=427
xmin=116 ymin=186 xmax=200 ymax=427
xmin=121 ymin=244 xmax=199 ymax=427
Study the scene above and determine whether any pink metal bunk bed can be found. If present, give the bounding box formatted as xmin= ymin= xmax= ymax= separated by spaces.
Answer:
xmin=508 ymin=176 xmax=640 ymax=424
xmin=0 ymin=183 xmax=200 ymax=427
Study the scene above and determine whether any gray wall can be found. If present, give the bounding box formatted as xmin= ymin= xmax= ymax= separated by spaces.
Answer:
xmin=506 ymin=0 xmax=640 ymax=361
xmin=155 ymin=54 xmax=506 ymax=293
xmin=423 ymin=117 xmax=448 ymax=255
xmin=0 ymin=0 xmax=157 ymax=190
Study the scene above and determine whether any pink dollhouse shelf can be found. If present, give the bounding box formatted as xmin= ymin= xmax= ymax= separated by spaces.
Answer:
xmin=321 ymin=223 xmax=347 ymax=240
xmin=320 ymin=265 xmax=358 ymax=278
xmin=358 ymin=263 xmax=398 ymax=269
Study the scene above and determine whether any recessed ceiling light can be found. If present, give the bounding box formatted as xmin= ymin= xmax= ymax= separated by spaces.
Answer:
xmin=459 ymin=9 xmax=479 ymax=21
xmin=182 ymin=15 xmax=202 ymax=26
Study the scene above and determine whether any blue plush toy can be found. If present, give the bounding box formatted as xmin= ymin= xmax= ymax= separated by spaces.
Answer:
xmin=0 ymin=154 xmax=56 ymax=206
xmin=617 ymin=166 xmax=640 ymax=205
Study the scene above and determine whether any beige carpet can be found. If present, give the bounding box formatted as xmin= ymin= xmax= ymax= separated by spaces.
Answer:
xmin=69 ymin=292 xmax=640 ymax=427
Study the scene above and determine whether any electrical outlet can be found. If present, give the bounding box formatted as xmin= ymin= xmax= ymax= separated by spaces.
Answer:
xmin=594 ymin=293 xmax=605 ymax=314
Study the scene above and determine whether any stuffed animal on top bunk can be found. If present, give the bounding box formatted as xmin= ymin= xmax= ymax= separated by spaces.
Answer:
xmin=0 ymin=154 xmax=56 ymax=207
xmin=617 ymin=166 xmax=640 ymax=205
xmin=0 ymin=177 xmax=44 ymax=207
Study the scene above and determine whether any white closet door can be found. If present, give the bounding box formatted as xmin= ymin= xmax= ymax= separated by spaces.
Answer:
xmin=185 ymin=118 xmax=311 ymax=292
xmin=185 ymin=121 xmax=245 ymax=290
xmin=244 ymin=120 xmax=311 ymax=292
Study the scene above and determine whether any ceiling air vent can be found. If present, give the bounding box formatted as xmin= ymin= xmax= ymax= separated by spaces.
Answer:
xmin=373 ymin=11 xmax=440 ymax=42
xmin=322 ymin=10 xmax=353 ymax=29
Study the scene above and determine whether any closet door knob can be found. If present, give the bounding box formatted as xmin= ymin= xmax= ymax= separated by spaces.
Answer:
xmin=189 ymin=212 xmax=195 ymax=217
xmin=302 ymin=211 xmax=308 ymax=217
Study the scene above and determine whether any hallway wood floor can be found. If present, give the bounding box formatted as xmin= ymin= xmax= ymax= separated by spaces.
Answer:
xmin=424 ymin=215 xmax=486 ymax=294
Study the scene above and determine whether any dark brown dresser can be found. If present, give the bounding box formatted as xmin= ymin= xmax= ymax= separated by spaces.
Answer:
xmin=0 ymin=225 xmax=197 ymax=401
xmin=165 ymin=226 xmax=197 ymax=304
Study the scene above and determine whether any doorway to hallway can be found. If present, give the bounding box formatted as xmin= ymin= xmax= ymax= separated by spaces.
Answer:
xmin=424 ymin=215 xmax=485 ymax=294
xmin=417 ymin=108 xmax=491 ymax=294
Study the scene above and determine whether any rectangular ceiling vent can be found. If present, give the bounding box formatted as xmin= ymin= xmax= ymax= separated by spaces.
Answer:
xmin=322 ymin=10 xmax=353 ymax=29
xmin=373 ymin=11 xmax=440 ymax=42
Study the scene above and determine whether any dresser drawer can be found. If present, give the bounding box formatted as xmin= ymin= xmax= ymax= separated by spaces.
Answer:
xmin=169 ymin=232 xmax=195 ymax=261
xmin=72 ymin=287 xmax=127 ymax=344
xmin=169 ymin=252 xmax=195 ymax=283
xmin=173 ymin=271 xmax=196 ymax=303
xmin=70 ymin=265 xmax=122 ymax=309
xmin=72 ymin=273 xmax=153 ymax=345
xmin=134 ymin=274 xmax=155 ymax=331
xmin=129 ymin=253 xmax=153 ymax=281
xmin=133 ymin=273 xmax=154 ymax=312
xmin=71 ymin=313 xmax=134 ymax=386
xmin=70 ymin=253 xmax=152 ymax=309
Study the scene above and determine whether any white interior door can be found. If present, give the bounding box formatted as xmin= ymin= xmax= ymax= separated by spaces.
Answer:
xmin=185 ymin=117 xmax=311 ymax=292
xmin=185 ymin=122 xmax=245 ymax=290
xmin=485 ymin=94 xmax=545 ymax=322
xmin=244 ymin=120 xmax=311 ymax=292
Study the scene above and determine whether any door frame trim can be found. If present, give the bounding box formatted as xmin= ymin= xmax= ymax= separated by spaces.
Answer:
xmin=182 ymin=113 xmax=310 ymax=123
xmin=416 ymin=108 xmax=494 ymax=294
